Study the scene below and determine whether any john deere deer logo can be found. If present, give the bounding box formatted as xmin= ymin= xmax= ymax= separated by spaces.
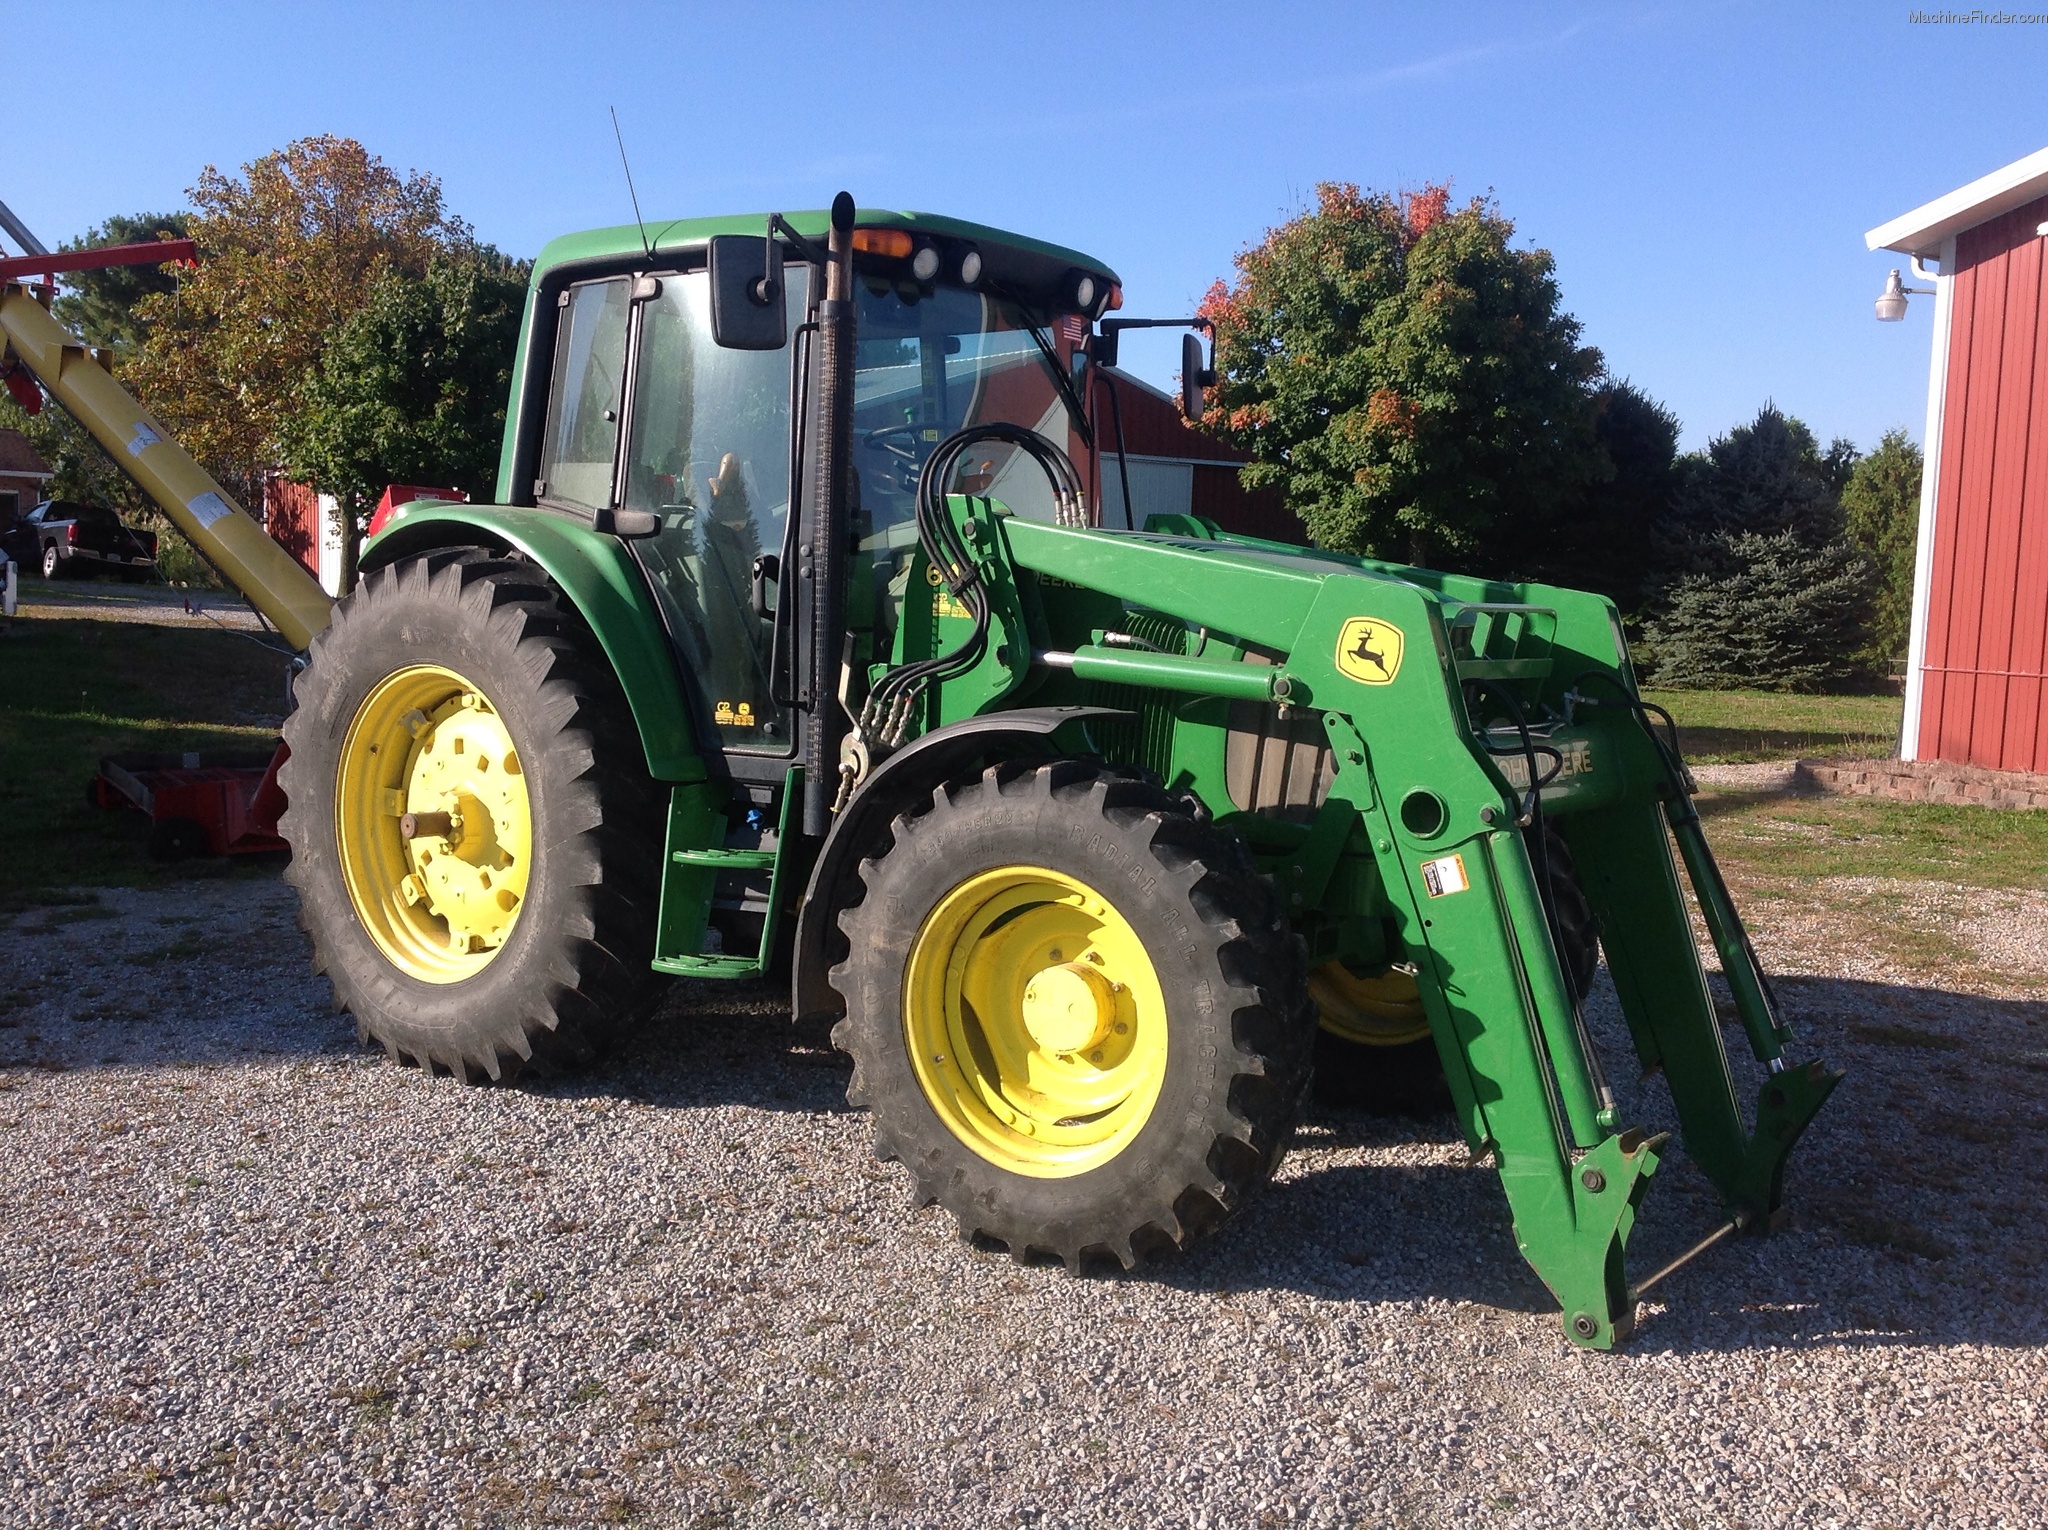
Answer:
xmin=1335 ymin=617 xmax=1404 ymax=686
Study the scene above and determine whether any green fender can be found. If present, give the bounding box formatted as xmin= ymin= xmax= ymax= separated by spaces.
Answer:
xmin=360 ymin=504 xmax=703 ymax=783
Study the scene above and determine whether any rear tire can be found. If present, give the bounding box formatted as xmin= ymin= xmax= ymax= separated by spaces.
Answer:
xmin=40 ymin=543 xmax=61 ymax=581
xmin=280 ymin=550 xmax=665 ymax=1081
xmin=831 ymin=759 xmax=1314 ymax=1269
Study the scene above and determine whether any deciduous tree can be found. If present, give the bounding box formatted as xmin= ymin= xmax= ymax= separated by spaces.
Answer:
xmin=128 ymin=135 xmax=461 ymax=509
xmin=1840 ymin=429 xmax=1922 ymax=670
xmin=1195 ymin=182 xmax=1608 ymax=571
xmin=277 ymin=250 xmax=529 ymax=589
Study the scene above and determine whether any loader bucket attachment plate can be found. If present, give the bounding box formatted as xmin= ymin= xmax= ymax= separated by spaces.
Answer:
xmin=1734 ymin=1059 xmax=1844 ymax=1223
xmin=1511 ymin=1128 xmax=1665 ymax=1350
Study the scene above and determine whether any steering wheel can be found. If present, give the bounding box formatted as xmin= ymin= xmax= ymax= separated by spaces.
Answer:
xmin=863 ymin=424 xmax=925 ymax=466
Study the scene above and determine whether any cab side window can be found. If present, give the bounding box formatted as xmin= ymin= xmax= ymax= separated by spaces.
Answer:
xmin=536 ymin=279 xmax=632 ymax=510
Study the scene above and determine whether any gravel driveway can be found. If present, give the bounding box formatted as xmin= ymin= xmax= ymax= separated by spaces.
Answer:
xmin=1 ymin=867 xmax=2043 ymax=1528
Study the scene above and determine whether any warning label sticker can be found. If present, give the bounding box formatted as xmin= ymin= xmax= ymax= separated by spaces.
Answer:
xmin=186 ymin=491 xmax=232 ymax=528
xmin=1420 ymin=853 xmax=1469 ymax=898
xmin=926 ymin=565 xmax=970 ymax=619
xmin=127 ymin=422 xmax=162 ymax=457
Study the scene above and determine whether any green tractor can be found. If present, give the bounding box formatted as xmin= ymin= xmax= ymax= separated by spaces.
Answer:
xmin=275 ymin=195 xmax=1838 ymax=1348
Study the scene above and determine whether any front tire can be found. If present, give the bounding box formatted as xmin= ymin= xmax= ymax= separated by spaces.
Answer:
xmin=831 ymin=759 xmax=1314 ymax=1269
xmin=280 ymin=551 xmax=664 ymax=1081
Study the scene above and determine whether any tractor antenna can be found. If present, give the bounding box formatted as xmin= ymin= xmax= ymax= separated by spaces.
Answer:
xmin=609 ymin=107 xmax=652 ymax=259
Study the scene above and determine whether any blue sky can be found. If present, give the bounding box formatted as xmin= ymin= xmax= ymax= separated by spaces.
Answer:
xmin=11 ymin=3 xmax=2043 ymax=452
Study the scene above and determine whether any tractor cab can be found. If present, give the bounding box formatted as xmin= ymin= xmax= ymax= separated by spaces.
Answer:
xmin=501 ymin=210 xmax=1121 ymax=777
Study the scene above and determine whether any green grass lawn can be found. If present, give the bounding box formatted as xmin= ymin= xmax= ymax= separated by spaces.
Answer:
xmin=1643 ymin=687 xmax=1904 ymax=764
xmin=1699 ymin=790 xmax=2048 ymax=891
xmin=0 ymin=609 xmax=297 ymax=909
xmin=0 ymin=606 xmax=2028 ymax=952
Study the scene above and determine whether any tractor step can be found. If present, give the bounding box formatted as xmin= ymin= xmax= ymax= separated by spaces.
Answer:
xmin=651 ymin=952 xmax=763 ymax=978
xmin=654 ymin=772 xmax=803 ymax=979
xmin=672 ymin=847 xmax=777 ymax=869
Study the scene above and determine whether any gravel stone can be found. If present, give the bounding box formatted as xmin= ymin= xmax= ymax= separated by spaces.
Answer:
xmin=0 ymin=870 xmax=2042 ymax=1527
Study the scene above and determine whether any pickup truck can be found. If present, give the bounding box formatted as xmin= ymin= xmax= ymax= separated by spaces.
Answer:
xmin=23 ymin=499 xmax=158 ymax=581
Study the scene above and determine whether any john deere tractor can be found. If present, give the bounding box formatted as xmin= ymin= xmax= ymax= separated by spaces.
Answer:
xmin=0 ymin=194 xmax=1837 ymax=1348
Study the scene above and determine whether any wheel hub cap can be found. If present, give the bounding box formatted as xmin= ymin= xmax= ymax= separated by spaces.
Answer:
xmin=335 ymin=665 xmax=532 ymax=983
xmin=1309 ymin=959 xmax=1429 ymax=1046
xmin=1020 ymin=961 xmax=1116 ymax=1054
xmin=903 ymin=866 xmax=1168 ymax=1178
xmin=400 ymin=694 xmax=528 ymax=951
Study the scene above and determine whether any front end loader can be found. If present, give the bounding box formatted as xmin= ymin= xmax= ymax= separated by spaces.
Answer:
xmin=2 ymin=194 xmax=1838 ymax=1348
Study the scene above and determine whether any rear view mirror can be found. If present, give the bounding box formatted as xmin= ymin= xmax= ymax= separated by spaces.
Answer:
xmin=1180 ymin=330 xmax=1207 ymax=421
xmin=593 ymin=506 xmax=661 ymax=538
xmin=709 ymin=235 xmax=787 ymax=350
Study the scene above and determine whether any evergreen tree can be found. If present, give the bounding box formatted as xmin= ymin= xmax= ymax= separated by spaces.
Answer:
xmin=1648 ymin=532 xmax=1875 ymax=691
xmin=1660 ymin=404 xmax=1845 ymax=551
xmin=1643 ymin=405 xmax=1878 ymax=691
xmin=1491 ymin=378 xmax=1679 ymax=608
xmin=52 ymin=212 xmax=192 ymax=360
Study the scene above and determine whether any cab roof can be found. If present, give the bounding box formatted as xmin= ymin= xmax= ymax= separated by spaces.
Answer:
xmin=532 ymin=208 xmax=1119 ymax=289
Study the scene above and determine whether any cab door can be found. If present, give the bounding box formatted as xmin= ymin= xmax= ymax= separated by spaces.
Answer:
xmin=536 ymin=263 xmax=810 ymax=786
xmin=616 ymin=266 xmax=807 ymax=778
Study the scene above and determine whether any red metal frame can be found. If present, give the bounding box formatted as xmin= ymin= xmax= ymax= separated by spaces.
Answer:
xmin=0 ymin=238 xmax=198 ymax=289
xmin=90 ymin=746 xmax=289 ymax=857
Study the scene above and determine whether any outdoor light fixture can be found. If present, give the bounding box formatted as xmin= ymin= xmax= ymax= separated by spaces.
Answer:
xmin=958 ymin=248 xmax=982 ymax=285
xmin=1874 ymin=267 xmax=1933 ymax=322
xmin=911 ymin=244 xmax=940 ymax=282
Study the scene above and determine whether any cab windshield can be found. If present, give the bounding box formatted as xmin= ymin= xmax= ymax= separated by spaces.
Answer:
xmin=851 ymin=281 xmax=1076 ymax=543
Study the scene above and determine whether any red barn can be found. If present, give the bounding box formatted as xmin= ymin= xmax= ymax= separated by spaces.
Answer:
xmin=0 ymin=426 xmax=52 ymax=526
xmin=1868 ymin=147 xmax=2048 ymax=773
xmin=1084 ymin=367 xmax=1298 ymax=543
xmin=1024 ymin=316 xmax=1299 ymax=542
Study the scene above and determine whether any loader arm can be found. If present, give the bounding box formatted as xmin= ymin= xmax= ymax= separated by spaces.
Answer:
xmin=891 ymin=501 xmax=1841 ymax=1348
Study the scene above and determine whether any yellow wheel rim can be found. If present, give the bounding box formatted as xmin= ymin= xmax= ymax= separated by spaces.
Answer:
xmin=904 ymin=866 xmax=1167 ymax=1178
xmin=1310 ymin=959 xmax=1430 ymax=1047
xmin=334 ymin=664 xmax=532 ymax=984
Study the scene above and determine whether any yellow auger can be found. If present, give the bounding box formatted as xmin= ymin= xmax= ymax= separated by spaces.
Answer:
xmin=0 ymin=260 xmax=331 ymax=649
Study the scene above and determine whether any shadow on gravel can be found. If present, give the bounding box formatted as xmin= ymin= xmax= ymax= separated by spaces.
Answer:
xmin=1171 ymin=1110 xmax=1560 ymax=1318
xmin=1150 ymin=972 xmax=2048 ymax=1354
xmin=541 ymin=977 xmax=856 ymax=1117
xmin=1615 ymin=973 xmax=2048 ymax=1356
xmin=495 ymin=967 xmax=2048 ymax=1356
xmin=35 ymin=892 xmax=2044 ymax=1359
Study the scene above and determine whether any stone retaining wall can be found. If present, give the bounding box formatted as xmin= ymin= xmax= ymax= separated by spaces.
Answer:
xmin=1794 ymin=756 xmax=2048 ymax=811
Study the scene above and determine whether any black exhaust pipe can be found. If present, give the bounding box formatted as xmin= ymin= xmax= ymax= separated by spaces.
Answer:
xmin=804 ymin=191 xmax=857 ymax=837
